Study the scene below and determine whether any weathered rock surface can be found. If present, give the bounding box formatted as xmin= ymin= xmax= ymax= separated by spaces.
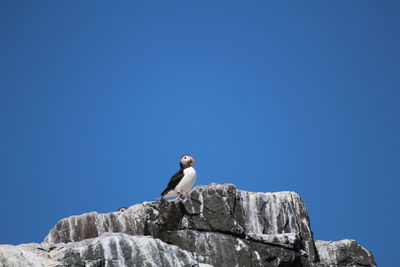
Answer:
xmin=57 ymin=233 xmax=202 ymax=267
xmin=0 ymin=233 xmax=206 ymax=267
xmin=159 ymin=229 xmax=305 ymax=267
xmin=0 ymin=183 xmax=376 ymax=266
xmin=0 ymin=243 xmax=56 ymax=267
xmin=313 ymin=239 xmax=376 ymax=267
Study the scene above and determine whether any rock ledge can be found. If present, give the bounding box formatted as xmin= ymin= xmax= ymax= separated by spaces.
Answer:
xmin=0 ymin=183 xmax=376 ymax=267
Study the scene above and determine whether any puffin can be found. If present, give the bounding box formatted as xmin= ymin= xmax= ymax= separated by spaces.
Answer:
xmin=161 ymin=154 xmax=197 ymax=198
xmin=117 ymin=207 xmax=127 ymax=213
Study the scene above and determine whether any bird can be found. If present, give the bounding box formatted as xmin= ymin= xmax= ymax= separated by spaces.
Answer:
xmin=161 ymin=154 xmax=197 ymax=199
xmin=117 ymin=207 xmax=127 ymax=213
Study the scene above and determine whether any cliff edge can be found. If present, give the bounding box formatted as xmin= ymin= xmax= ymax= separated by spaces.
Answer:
xmin=0 ymin=183 xmax=376 ymax=267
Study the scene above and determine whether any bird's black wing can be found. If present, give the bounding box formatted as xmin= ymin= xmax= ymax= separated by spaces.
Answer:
xmin=161 ymin=169 xmax=184 ymax=196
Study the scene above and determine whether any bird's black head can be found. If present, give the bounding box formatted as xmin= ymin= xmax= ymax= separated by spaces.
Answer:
xmin=180 ymin=154 xmax=196 ymax=168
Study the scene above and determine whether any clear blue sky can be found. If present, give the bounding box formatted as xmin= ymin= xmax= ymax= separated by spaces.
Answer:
xmin=1 ymin=1 xmax=399 ymax=266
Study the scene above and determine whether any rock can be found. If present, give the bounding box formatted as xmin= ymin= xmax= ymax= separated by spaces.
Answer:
xmin=0 ymin=243 xmax=57 ymax=267
xmin=1 ymin=233 xmax=202 ymax=267
xmin=56 ymin=233 xmax=199 ymax=267
xmin=1 ymin=183 xmax=376 ymax=266
xmin=45 ymin=184 xmax=316 ymax=261
xmin=159 ymin=229 xmax=304 ymax=267
xmin=314 ymin=239 xmax=377 ymax=267
xmin=180 ymin=184 xmax=317 ymax=261
xmin=44 ymin=204 xmax=161 ymax=243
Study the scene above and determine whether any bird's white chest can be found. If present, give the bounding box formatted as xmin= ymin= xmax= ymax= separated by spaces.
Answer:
xmin=176 ymin=167 xmax=197 ymax=193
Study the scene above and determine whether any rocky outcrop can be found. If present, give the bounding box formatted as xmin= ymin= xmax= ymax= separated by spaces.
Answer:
xmin=0 ymin=233 xmax=209 ymax=267
xmin=313 ymin=240 xmax=376 ymax=267
xmin=0 ymin=183 xmax=376 ymax=266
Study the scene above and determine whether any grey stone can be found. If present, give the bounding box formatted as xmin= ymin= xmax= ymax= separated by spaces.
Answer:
xmin=313 ymin=239 xmax=376 ymax=267
xmin=0 ymin=233 xmax=201 ymax=267
xmin=1 ymin=183 xmax=376 ymax=267
xmin=180 ymin=184 xmax=317 ymax=261
xmin=159 ymin=229 xmax=303 ymax=267
xmin=56 ymin=233 xmax=199 ymax=267
xmin=45 ymin=184 xmax=317 ymax=260
xmin=0 ymin=243 xmax=57 ymax=267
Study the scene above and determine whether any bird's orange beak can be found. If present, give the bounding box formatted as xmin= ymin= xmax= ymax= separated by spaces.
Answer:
xmin=190 ymin=156 xmax=196 ymax=165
